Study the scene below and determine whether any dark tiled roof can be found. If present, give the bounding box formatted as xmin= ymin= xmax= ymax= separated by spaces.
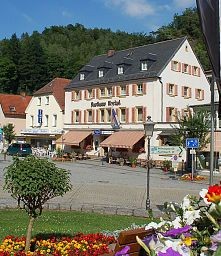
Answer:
xmin=0 ymin=94 xmax=32 ymax=118
xmin=67 ymin=37 xmax=186 ymax=90
xmin=34 ymin=78 xmax=71 ymax=110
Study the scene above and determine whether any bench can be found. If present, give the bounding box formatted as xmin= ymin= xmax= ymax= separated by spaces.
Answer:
xmin=104 ymin=228 xmax=154 ymax=256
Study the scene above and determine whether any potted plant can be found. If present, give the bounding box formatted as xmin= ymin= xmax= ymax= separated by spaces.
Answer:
xmin=162 ymin=160 xmax=171 ymax=172
xmin=129 ymin=157 xmax=137 ymax=168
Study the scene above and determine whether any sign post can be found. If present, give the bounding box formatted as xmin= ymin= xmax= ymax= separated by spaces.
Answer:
xmin=186 ymin=138 xmax=199 ymax=180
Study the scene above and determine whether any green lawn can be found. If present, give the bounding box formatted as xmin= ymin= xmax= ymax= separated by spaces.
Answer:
xmin=0 ymin=209 xmax=149 ymax=242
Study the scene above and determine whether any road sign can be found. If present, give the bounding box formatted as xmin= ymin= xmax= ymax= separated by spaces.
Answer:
xmin=151 ymin=146 xmax=183 ymax=155
xmin=186 ymin=138 xmax=199 ymax=149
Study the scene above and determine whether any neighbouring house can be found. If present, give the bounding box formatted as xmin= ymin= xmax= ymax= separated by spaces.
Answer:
xmin=63 ymin=37 xmax=210 ymax=162
xmin=0 ymin=93 xmax=32 ymax=145
xmin=22 ymin=78 xmax=71 ymax=151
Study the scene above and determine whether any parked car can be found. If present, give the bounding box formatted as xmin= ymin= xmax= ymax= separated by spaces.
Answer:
xmin=7 ymin=143 xmax=32 ymax=156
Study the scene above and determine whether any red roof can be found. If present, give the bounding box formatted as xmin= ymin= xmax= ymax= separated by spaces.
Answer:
xmin=0 ymin=93 xmax=32 ymax=118
xmin=34 ymin=78 xmax=71 ymax=111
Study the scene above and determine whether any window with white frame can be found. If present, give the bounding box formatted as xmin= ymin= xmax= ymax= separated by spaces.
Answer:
xmin=72 ymin=91 xmax=81 ymax=101
xmin=88 ymin=89 xmax=92 ymax=99
xmin=100 ymin=88 xmax=106 ymax=97
xmin=137 ymin=84 xmax=143 ymax=94
xmin=107 ymin=88 xmax=112 ymax=97
xmin=37 ymin=97 xmax=41 ymax=106
xmin=192 ymin=66 xmax=200 ymax=76
xmin=45 ymin=96 xmax=49 ymax=105
xmin=52 ymin=114 xmax=57 ymax=127
xmin=107 ymin=109 xmax=111 ymax=123
xmin=183 ymin=86 xmax=190 ymax=98
xmin=121 ymin=85 xmax=126 ymax=96
xmin=117 ymin=66 xmax=124 ymax=74
xmin=98 ymin=70 xmax=104 ymax=78
xmin=171 ymin=60 xmax=180 ymax=71
xmin=45 ymin=115 xmax=49 ymax=127
xmin=141 ymin=61 xmax=148 ymax=71
xmin=195 ymin=89 xmax=203 ymax=100
xmin=74 ymin=110 xmax=80 ymax=123
xmin=80 ymin=73 xmax=85 ymax=80
xmin=30 ymin=115 xmax=34 ymax=127
xmin=120 ymin=108 xmax=126 ymax=123
xmin=183 ymin=63 xmax=189 ymax=73
xmin=168 ymin=84 xmax=175 ymax=95
xmin=87 ymin=110 xmax=92 ymax=122
xmin=100 ymin=109 xmax=105 ymax=122
xmin=137 ymin=107 xmax=143 ymax=122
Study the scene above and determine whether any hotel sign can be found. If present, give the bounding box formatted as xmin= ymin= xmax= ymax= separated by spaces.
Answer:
xmin=91 ymin=100 xmax=121 ymax=108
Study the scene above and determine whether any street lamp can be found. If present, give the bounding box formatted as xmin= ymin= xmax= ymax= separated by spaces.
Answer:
xmin=143 ymin=116 xmax=155 ymax=210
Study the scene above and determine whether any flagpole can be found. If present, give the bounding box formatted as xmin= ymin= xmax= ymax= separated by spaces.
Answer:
xmin=210 ymin=72 xmax=215 ymax=185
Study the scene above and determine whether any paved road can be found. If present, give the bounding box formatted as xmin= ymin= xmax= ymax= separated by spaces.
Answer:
xmin=0 ymin=155 xmax=220 ymax=216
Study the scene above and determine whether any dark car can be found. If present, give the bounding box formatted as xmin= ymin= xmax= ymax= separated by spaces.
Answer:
xmin=7 ymin=143 xmax=32 ymax=156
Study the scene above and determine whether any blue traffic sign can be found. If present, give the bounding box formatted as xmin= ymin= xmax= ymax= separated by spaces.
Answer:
xmin=186 ymin=138 xmax=199 ymax=149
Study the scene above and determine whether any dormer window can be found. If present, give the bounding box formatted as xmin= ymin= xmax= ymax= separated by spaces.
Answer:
xmin=80 ymin=73 xmax=85 ymax=81
xmin=9 ymin=106 xmax=16 ymax=112
xmin=141 ymin=61 xmax=148 ymax=71
xmin=117 ymin=66 xmax=124 ymax=75
xmin=98 ymin=70 xmax=104 ymax=78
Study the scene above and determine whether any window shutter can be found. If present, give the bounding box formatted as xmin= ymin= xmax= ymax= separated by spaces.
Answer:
xmin=96 ymin=109 xmax=99 ymax=123
xmin=71 ymin=111 xmax=74 ymax=123
xmin=142 ymin=83 xmax=147 ymax=95
xmin=132 ymin=84 xmax=137 ymax=96
xmin=84 ymin=110 xmax=87 ymax=123
xmin=195 ymin=88 xmax=198 ymax=99
xmin=96 ymin=89 xmax=100 ymax=99
xmin=166 ymin=107 xmax=170 ymax=122
xmin=142 ymin=107 xmax=147 ymax=122
xmin=112 ymin=86 xmax=115 ymax=97
xmin=192 ymin=66 xmax=195 ymax=75
xmin=198 ymin=68 xmax=201 ymax=77
xmin=171 ymin=61 xmax=174 ymax=71
xmin=132 ymin=107 xmax=136 ymax=123
xmin=202 ymin=90 xmax=204 ymax=100
xmin=178 ymin=62 xmax=181 ymax=72
xmin=188 ymin=65 xmax=191 ymax=75
xmin=189 ymin=88 xmax=192 ymax=98
xmin=175 ymin=84 xmax=178 ymax=96
xmin=166 ymin=83 xmax=169 ymax=95
xmin=181 ymin=86 xmax=184 ymax=97
xmin=79 ymin=91 xmax=82 ymax=100
xmin=125 ymin=108 xmax=129 ymax=123
xmin=174 ymin=108 xmax=178 ymax=121
xmin=92 ymin=109 xmax=95 ymax=123
xmin=126 ymin=85 xmax=129 ymax=96
xmin=92 ymin=89 xmax=95 ymax=99
xmin=71 ymin=91 xmax=75 ymax=101
xmin=182 ymin=63 xmax=185 ymax=72
xmin=79 ymin=111 xmax=82 ymax=123
xmin=116 ymin=86 xmax=121 ymax=96
xmin=84 ymin=90 xmax=88 ymax=100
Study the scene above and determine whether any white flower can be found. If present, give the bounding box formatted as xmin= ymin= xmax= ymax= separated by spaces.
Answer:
xmin=171 ymin=216 xmax=182 ymax=228
xmin=199 ymin=188 xmax=211 ymax=205
xmin=181 ymin=195 xmax=192 ymax=210
xmin=183 ymin=210 xmax=201 ymax=225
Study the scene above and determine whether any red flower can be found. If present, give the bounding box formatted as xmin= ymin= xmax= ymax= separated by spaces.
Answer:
xmin=205 ymin=184 xmax=221 ymax=204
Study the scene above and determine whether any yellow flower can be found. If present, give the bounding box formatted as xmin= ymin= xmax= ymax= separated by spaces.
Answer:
xmin=183 ymin=236 xmax=197 ymax=246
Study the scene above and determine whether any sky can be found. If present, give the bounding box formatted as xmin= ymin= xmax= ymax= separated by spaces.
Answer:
xmin=0 ymin=0 xmax=196 ymax=40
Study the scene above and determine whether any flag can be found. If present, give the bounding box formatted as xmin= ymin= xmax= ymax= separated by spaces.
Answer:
xmin=111 ymin=109 xmax=120 ymax=129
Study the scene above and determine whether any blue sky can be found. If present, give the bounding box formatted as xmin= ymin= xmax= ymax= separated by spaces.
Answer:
xmin=0 ymin=0 xmax=196 ymax=40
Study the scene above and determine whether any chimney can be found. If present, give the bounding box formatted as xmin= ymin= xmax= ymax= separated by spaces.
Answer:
xmin=107 ymin=49 xmax=115 ymax=57
xmin=20 ymin=91 xmax=26 ymax=97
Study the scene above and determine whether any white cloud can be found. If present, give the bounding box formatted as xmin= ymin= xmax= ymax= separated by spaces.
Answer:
xmin=62 ymin=10 xmax=72 ymax=18
xmin=173 ymin=0 xmax=195 ymax=9
xmin=105 ymin=0 xmax=155 ymax=18
xmin=21 ymin=13 xmax=33 ymax=23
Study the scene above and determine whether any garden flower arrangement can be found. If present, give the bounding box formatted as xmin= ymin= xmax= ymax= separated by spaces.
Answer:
xmin=0 ymin=233 xmax=116 ymax=255
xmin=180 ymin=173 xmax=206 ymax=181
xmin=134 ymin=183 xmax=221 ymax=256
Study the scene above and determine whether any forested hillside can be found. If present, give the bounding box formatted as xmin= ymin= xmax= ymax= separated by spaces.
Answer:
xmin=0 ymin=8 xmax=209 ymax=95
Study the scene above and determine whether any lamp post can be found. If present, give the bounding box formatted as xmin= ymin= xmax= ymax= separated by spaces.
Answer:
xmin=143 ymin=116 xmax=155 ymax=210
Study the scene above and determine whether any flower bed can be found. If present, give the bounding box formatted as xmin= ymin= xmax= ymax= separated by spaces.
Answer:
xmin=0 ymin=233 xmax=116 ymax=256
xmin=180 ymin=173 xmax=206 ymax=181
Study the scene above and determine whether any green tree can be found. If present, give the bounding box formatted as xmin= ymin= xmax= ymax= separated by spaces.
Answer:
xmin=170 ymin=108 xmax=210 ymax=150
xmin=4 ymin=156 xmax=72 ymax=251
xmin=3 ymin=123 xmax=16 ymax=144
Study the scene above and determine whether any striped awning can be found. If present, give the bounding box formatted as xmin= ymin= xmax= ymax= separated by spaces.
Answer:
xmin=57 ymin=130 xmax=92 ymax=146
xmin=100 ymin=131 xmax=144 ymax=149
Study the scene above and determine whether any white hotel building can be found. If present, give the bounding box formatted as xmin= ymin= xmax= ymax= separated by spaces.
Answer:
xmin=62 ymin=37 xmax=210 ymax=161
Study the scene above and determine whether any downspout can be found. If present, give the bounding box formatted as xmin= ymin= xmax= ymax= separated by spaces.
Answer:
xmin=159 ymin=77 xmax=163 ymax=122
